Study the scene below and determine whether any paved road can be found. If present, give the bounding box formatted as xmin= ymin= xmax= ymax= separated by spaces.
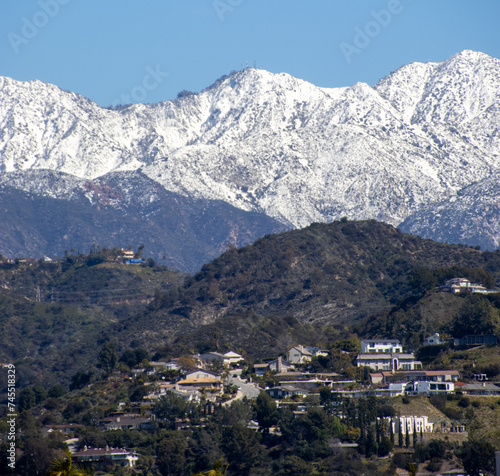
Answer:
xmin=228 ymin=376 xmax=261 ymax=400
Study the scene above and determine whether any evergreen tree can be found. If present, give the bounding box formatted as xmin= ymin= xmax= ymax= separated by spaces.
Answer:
xmin=253 ymin=392 xmax=277 ymax=436
xmin=97 ymin=342 xmax=117 ymax=375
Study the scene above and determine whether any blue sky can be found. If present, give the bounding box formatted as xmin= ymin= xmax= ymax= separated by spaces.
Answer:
xmin=1 ymin=0 xmax=499 ymax=107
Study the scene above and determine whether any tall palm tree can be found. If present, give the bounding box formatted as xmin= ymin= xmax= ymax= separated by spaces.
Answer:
xmin=46 ymin=449 xmax=94 ymax=476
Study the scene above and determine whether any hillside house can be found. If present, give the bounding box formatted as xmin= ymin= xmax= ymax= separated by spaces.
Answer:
xmin=120 ymin=249 xmax=135 ymax=259
xmin=413 ymin=381 xmax=455 ymax=395
xmin=360 ymin=339 xmax=402 ymax=354
xmin=423 ymin=333 xmax=444 ymax=346
xmin=173 ymin=369 xmax=223 ymax=396
xmin=266 ymin=386 xmax=311 ymax=399
xmin=100 ymin=416 xmax=154 ymax=431
xmin=454 ymin=334 xmax=498 ymax=347
xmin=254 ymin=363 xmax=271 ymax=376
xmin=43 ymin=423 xmax=83 ymax=436
xmin=370 ymin=370 xmax=459 ymax=384
xmin=199 ymin=352 xmax=225 ymax=363
xmin=286 ymin=345 xmax=313 ymax=364
xmin=72 ymin=447 xmax=139 ymax=469
xmin=355 ymin=353 xmax=422 ymax=371
xmin=440 ymin=278 xmax=487 ymax=294
xmin=304 ymin=346 xmax=329 ymax=357
xmin=392 ymin=416 xmax=434 ymax=434
xmin=332 ymin=386 xmax=406 ymax=399
xmin=460 ymin=382 xmax=500 ymax=396
xmin=267 ymin=357 xmax=295 ymax=373
xmin=223 ymin=351 xmax=244 ymax=366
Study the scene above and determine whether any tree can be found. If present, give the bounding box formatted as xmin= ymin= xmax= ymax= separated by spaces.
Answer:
xmin=378 ymin=436 xmax=393 ymax=457
xmin=154 ymin=392 xmax=188 ymax=429
xmin=458 ymin=439 xmax=496 ymax=476
xmin=451 ymin=295 xmax=498 ymax=338
xmin=253 ymin=392 xmax=277 ymax=435
xmin=156 ymin=433 xmax=188 ymax=476
xmin=409 ymin=268 xmax=437 ymax=293
xmin=19 ymin=387 xmax=36 ymax=411
xmin=16 ymin=439 xmax=55 ymax=476
xmin=221 ymin=424 xmax=262 ymax=476
xmin=48 ymin=384 xmax=67 ymax=398
xmin=272 ymin=455 xmax=312 ymax=476
xmin=97 ymin=342 xmax=117 ymax=375
xmin=70 ymin=371 xmax=93 ymax=391
xmin=333 ymin=337 xmax=361 ymax=353
xmin=46 ymin=449 xmax=94 ymax=476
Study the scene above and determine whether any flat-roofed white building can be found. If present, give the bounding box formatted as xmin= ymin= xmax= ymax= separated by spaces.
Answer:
xmin=360 ymin=339 xmax=402 ymax=354
xmin=414 ymin=381 xmax=454 ymax=395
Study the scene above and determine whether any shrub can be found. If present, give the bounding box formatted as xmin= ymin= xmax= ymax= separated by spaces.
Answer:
xmin=458 ymin=397 xmax=470 ymax=408
xmin=393 ymin=452 xmax=413 ymax=470
xmin=426 ymin=457 xmax=442 ymax=472
xmin=442 ymin=407 xmax=462 ymax=421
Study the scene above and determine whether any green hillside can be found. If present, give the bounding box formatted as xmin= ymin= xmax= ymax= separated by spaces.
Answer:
xmin=0 ymin=253 xmax=183 ymax=387
xmin=122 ymin=220 xmax=500 ymax=355
xmin=2 ymin=220 xmax=500 ymax=384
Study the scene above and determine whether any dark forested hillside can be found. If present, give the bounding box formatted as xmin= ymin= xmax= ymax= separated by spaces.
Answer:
xmin=0 ymin=254 xmax=183 ymax=387
xmin=2 ymin=220 xmax=500 ymax=386
xmin=122 ymin=220 xmax=500 ymax=354
xmin=0 ymin=174 xmax=289 ymax=273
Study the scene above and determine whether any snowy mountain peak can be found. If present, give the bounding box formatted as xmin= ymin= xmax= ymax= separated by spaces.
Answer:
xmin=1 ymin=51 xmax=500 ymax=245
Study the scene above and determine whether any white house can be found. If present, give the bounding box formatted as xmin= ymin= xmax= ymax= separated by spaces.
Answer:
xmin=223 ymin=351 xmax=244 ymax=366
xmin=355 ymin=353 xmax=422 ymax=371
xmin=72 ymin=447 xmax=139 ymax=468
xmin=423 ymin=333 xmax=444 ymax=346
xmin=286 ymin=346 xmax=313 ymax=364
xmin=392 ymin=416 xmax=434 ymax=434
xmin=440 ymin=278 xmax=487 ymax=294
xmin=360 ymin=339 xmax=403 ymax=354
xmin=413 ymin=381 xmax=454 ymax=395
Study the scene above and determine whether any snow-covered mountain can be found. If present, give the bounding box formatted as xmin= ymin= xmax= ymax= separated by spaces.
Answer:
xmin=399 ymin=170 xmax=500 ymax=250
xmin=0 ymin=169 xmax=288 ymax=271
xmin=0 ymin=50 xmax=499 ymax=257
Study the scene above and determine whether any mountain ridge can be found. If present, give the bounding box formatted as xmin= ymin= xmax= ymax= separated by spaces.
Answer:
xmin=1 ymin=50 xmax=500 ymax=260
